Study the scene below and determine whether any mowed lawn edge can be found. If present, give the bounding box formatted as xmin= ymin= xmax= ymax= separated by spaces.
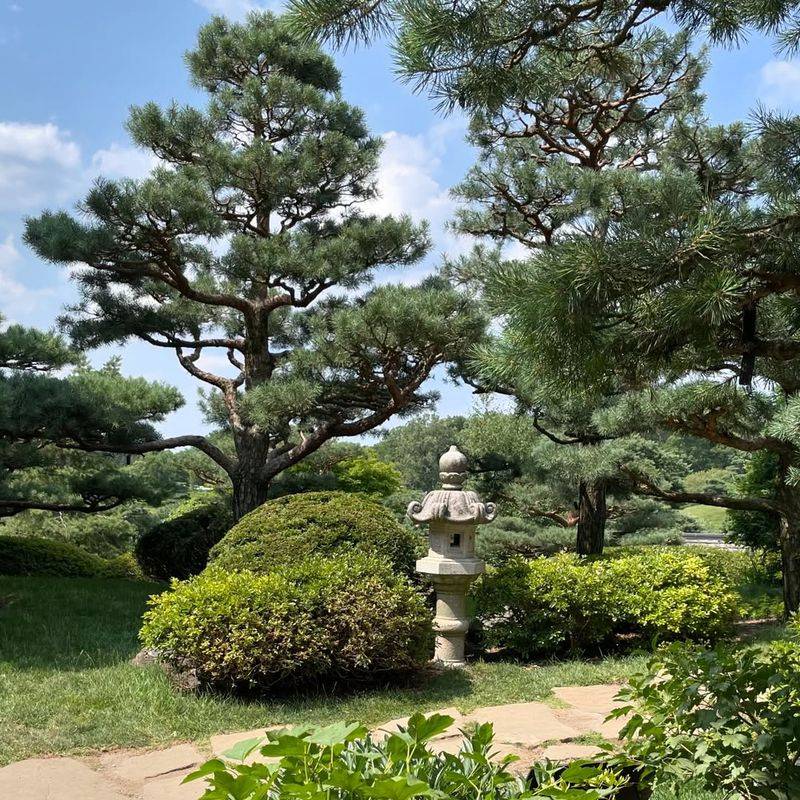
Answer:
xmin=0 ymin=575 xmax=650 ymax=765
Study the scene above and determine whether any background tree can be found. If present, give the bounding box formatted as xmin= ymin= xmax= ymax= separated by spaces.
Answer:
xmin=0 ymin=316 xmax=181 ymax=519
xmin=25 ymin=13 xmax=484 ymax=519
xmin=459 ymin=407 xmax=687 ymax=554
xmin=373 ymin=414 xmax=467 ymax=490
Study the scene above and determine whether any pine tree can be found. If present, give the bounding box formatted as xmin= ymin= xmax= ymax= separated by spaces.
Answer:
xmin=288 ymin=0 xmax=800 ymax=110
xmin=0 ymin=317 xmax=180 ymax=517
xmin=24 ymin=13 xmax=484 ymax=519
xmin=426 ymin=26 xmax=699 ymax=553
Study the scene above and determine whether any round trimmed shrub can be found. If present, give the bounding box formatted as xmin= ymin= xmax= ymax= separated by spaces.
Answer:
xmin=209 ymin=491 xmax=423 ymax=577
xmin=140 ymin=553 xmax=432 ymax=690
xmin=473 ymin=548 xmax=739 ymax=658
xmin=135 ymin=493 xmax=232 ymax=581
xmin=0 ymin=535 xmax=135 ymax=578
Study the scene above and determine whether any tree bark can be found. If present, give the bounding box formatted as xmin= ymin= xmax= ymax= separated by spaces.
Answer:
xmin=576 ymin=479 xmax=607 ymax=555
xmin=231 ymin=431 xmax=272 ymax=520
xmin=778 ymin=514 xmax=800 ymax=616
xmin=776 ymin=466 xmax=800 ymax=616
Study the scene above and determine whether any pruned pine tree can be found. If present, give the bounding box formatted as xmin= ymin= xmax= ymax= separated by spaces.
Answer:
xmin=479 ymin=104 xmax=800 ymax=614
xmin=0 ymin=317 xmax=180 ymax=517
xmin=435 ymin=28 xmax=701 ymax=553
xmin=287 ymin=0 xmax=800 ymax=110
xmin=25 ymin=13 xmax=485 ymax=519
xmin=458 ymin=406 xmax=685 ymax=554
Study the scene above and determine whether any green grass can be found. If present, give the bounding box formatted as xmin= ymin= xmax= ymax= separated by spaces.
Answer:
xmin=0 ymin=576 xmax=649 ymax=764
xmin=682 ymin=504 xmax=728 ymax=532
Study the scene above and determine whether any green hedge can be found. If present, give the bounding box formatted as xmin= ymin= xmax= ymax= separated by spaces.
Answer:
xmin=473 ymin=549 xmax=739 ymax=657
xmin=0 ymin=535 xmax=143 ymax=579
xmin=135 ymin=493 xmax=232 ymax=581
xmin=209 ymin=490 xmax=423 ymax=577
xmin=140 ymin=553 xmax=432 ymax=690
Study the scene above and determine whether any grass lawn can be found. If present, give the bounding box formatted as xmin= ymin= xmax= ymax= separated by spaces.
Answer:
xmin=682 ymin=504 xmax=728 ymax=532
xmin=0 ymin=576 xmax=651 ymax=765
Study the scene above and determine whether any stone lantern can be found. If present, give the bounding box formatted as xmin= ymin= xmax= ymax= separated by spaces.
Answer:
xmin=407 ymin=445 xmax=496 ymax=667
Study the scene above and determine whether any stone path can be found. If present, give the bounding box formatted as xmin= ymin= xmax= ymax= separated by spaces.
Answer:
xmin=0 ymin=684 xmax=626 ymax=799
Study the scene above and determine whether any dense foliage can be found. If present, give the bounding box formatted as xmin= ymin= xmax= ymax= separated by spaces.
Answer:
xmin=186 ymin=712 xmax=652 ymax=800
xmin=135 ymin=492 xmax=233 ymax=581
xmin=473 ymin=550 xmax=739 ymax=657
xmin=210 ymin=490 xmax=423 ymax=577
xmin=727 ymin=452 xmax=781 ymax=552
xmin=24 ymin=12 xmax=484 ymax=519
xmin=140 ymin=554 xmax=431 ymax=690
xmin=0 ymin=535 xmax=142 ymax=579
xmin=374 ymin=414 xmax=467 ymax=490
xmin=617 ymin=634 xmax=800 ymax=799
xmin=0 ymin=318 xmax=181 ymax=519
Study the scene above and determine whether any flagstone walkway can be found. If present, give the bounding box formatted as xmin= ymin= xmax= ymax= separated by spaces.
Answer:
xmin=0 ymin=684 xmax=626 ymax=800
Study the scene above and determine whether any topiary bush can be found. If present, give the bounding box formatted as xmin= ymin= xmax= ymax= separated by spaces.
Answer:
xmin=140 ymin=553 xmax=432 ymax=691
xmin=135 ymin=492 xmax=233 ymax=581
xmin=209 ymin=490 xmax=423 ymax=578
xmin=0 ymin=535 xmax=140 ymax=579
xmin=473 ymin=549 xmax=738 ymax=658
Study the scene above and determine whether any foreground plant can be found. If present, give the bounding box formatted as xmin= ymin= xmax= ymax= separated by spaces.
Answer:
xmin=185 ymin=712 xmax=645 ymax=800
xmin=614 ymin=634 xmax=800 ymax=800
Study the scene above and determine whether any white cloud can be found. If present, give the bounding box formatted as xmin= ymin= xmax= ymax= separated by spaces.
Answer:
xmin=0 ymin=233 xmax=56 ymax=318
xmin=91 ymin=143 xmax=158 ymax=180
xmin=0 ymin=121 xmax=80 ymax=168
xmin=0 ymin=233 xmax=20 ymax=269
xmin=0 ymin=122 xmax=84 ymax=210
xmin=0 ymin=118 xmax=164 ymax=212
xmin=367 ymin=118 xmax=472 ymax=271
xmin=194 ymin=0 xmax=282 ymax=17
xmin=760 ymin=60 xmax=800 ymax=107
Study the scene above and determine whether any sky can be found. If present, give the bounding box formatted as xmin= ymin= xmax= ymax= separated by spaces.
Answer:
xmin=0 ymin=0 xmax=797 ymax=439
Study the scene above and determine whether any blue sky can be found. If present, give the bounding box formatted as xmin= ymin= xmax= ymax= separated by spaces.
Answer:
xmin=0 ymin=0 xmax=796 ymax=438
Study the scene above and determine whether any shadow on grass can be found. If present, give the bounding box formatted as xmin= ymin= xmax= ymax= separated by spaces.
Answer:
xmin=0 ymin=574 xmax=477 ymax=711
xmin=0 ymin=575 xmax=163 ymax=669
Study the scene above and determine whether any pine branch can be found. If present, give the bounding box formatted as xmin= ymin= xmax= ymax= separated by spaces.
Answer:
xmin=620 ymin=465 xmax=779 ymax=514
xmin=0 ymin=498 xmax=126 ymax=518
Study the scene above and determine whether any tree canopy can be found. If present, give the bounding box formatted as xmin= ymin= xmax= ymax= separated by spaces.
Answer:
xmin=25 ymin=12 xmax=484 ymax=518
xmin=0 ymin=317 xmax=181 ymax=518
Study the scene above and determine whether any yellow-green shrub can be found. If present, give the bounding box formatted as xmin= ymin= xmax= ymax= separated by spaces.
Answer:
xmin=473 ymin=549 xmax=738 ymax=657
xmin=140 ymin=552 xmax=432 ymax=690
xmin=0 ymin=535 xmax=142 ymax=579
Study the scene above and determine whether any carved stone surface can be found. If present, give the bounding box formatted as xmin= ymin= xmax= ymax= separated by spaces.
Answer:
xmin=407 ymin=489 xmax=497 ymax=524
xmin=409 ymin=445 xmax=495 ymax=667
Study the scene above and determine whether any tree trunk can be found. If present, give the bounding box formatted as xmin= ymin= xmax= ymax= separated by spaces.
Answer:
xmin=775 ymin=460 xmax=800 ymax=616
xmin=231 ymin=432 xmax=271 ymax=520
xmin=779 ymin=515 xmax=800 ymax=616
xmin=576 ymin=479 xmax=607 ymax=555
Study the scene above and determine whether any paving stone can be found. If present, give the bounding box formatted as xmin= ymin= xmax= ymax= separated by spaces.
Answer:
xmin=552 ymin=707 xmax=606 ymax=733
xmin=463 ymin=702 xmax=581 ymax=747
xmin=373 ymin=706 xmax=464 ymax=738
xmin=551 ymin=685 xmax=624 ymax=717
xmin=489 ymin=743 xmax=537 ymax=774
xmin=101 ymin=743 xmax=202 ymax=783
xmin=428 ymin=733 xmax=464 ymax=755
xmin=210 ymin=727 xmax=275 ymax=757
xmin=541 ymin=743 xmax=602 ymax=761
xmin=143 ymin=770 xmax=205 ymax=800
xmin=0 ymin=757 xmax=128 ymax=800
